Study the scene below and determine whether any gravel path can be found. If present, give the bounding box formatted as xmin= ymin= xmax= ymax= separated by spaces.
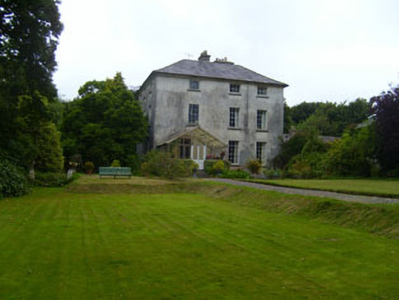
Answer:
xmin=209 ymin=178 xmax=399 ymax=204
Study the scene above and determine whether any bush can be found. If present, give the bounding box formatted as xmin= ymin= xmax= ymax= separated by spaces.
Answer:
xmin=285 ymin=152 xmax=325 ymax=179
xmin=204 ymin=160 xmax=231 ymax=175
xmin=111 ymin=160 xmax=121 ymax=167
xmin=0 ymin=159 xmax=30 ymax=198
xmin=30 ymin=172 xmax=81 ymax=187
xmin=126 ymin=154 xmax=142 ymax=175
xmin=220 ymin=169 xmax=249 ymax=179
xmin=264 ymin=169 xmax=281 ymax=179
xmin=212 ymin=160 xmax=225 ymax=173
xmin=83 ymin=161 xmax=94 ymax=171
xmin=141 ymin=151 xmax=196 ymax=179
xmin=246 ymin=159 xmax=262 ymax=175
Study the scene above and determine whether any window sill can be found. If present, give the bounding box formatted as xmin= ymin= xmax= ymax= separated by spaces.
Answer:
xmin=188 ymin=89 xmax=201 ymax=92
xmin=256 ymin=95 xmax=269 ymax=99
xmin=228 ymin=127 xmax=243 ymax=131
xmin=256 ymin=129 xmax=268 ymax=132
xmin=228 ymin=93 xmax=242 ymax=96
xmin=187 ymin=123 xmax=199 ymax=127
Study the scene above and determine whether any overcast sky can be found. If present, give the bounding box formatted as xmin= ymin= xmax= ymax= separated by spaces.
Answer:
xmin=53 ymin=0 xmax=399 ymax=106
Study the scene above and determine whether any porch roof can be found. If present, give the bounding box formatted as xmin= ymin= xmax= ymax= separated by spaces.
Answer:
xmin=157 ymin=127 xmax=227 ymax=148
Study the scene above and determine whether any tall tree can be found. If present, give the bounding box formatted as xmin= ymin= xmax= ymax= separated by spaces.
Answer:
xmin=61 ymin=73 xmax=148 ymax=169
xmin=0 ymin=0 xmax=63 ymax=168
xmin=371 ymin=87 xmax=399 ymax=173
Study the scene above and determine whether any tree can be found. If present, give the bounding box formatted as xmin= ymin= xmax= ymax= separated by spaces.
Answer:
xmin=324 ymin=125 xmax=376 ymax=177
xmin=283 ymin=102 xmax=293 ymax=133
xmin=61 ymin=73 xmax=148 ymax=169
xmin=0 ymin=0 xmax=63 ymax=98
xmin=371 ymin=87 xmax=399 ymax=173
xmin=0 ymin=0 xmax=63 ymax=170
xmin=292 ymin=99 xmax=370 ymax=136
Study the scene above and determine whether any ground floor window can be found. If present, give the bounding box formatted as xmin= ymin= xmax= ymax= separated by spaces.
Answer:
xmin=256 ymin=142 xmax=266 ymax=163
xmin=228 ymin=141 xmax=239 ymax=164
xmin=179 ymin=138 xmax=191 ymax=159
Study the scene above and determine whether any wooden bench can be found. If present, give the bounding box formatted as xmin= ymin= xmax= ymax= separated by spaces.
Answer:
xmin=99 ymin=167 xmax=132 ymax=178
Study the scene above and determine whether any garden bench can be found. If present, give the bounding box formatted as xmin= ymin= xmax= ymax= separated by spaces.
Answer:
xmin=99 ymin=167 xmax=132 ymax=178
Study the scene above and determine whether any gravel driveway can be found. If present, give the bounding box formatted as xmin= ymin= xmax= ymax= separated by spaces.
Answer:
xmin=209 ymin=178 xmax=399 ymax=204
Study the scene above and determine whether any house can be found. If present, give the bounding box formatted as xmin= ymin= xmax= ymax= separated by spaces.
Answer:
xmin=138 ymin=51 xmax=288 ymax=169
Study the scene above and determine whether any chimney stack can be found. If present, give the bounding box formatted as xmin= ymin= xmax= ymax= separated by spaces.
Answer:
xmin=198 ymin=50 xmax=211 ymax=62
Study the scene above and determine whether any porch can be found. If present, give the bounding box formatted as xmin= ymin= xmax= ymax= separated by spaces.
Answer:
xmin=157 ymin=127 xmax=227 ymax=170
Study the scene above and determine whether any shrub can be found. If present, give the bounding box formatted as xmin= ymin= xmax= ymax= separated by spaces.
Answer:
xmin=246 ymin=159 xmax=262 ymax=175
xmin=220 ymin=169 xmax=249 ymax=179
xmin=141 ymin=151 xmax=196 ymax=179
xmin=30 ymin=172 xmax=81 ymax=187
xmin=126 ymin=154 xmax=142 ymax=175
xmin=212 ymin=160 xmax=225 ymax=173
xmin=285 ymin=152 xmax=325 ymax=179
xmin=205 ymin=160 xmax=230 ymax=175
xmin=111 ymin=160 xmax=121 ymax=167
xmin=0 ymin=159 xmax=30 ymax=198
xmin=83 ymin=161 xmax=94 ymax=171
xmin=264 ymin=169 xmax=281 ymax=179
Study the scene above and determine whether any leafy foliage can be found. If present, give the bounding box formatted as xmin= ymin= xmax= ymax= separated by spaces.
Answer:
xmin=61 ymin=73 xmax=148 ymax=169
xmin=371 ymin=87 xmax=399 ymax=173
xmin=83 ymin=162 xmax=94 ymax=171
xmin=273 ymin=134 xmax=308 ymax=169
xmin=30 ymin=172 xmax=81 ymax=187
xmin=323 ymin=126 xmax=377 ymax=177
xmin=204 ymin=160 xmax=231 ymax=175
xmin=289 ymin=99 xmax=370 ymax=136
xmin=0 ymin=0 xmax=63 ymax=181
xmin=246 ymin=159 xmax=262 ymax=175
xmin=212 ymin=160 xmax=225 ymax=172
xmin=220 ymin=169 xmax=249 ymax=179
xmin=0 ymin=0 xmax=63 ymax=98
xmin=34 ymin=122 xmax=64 ymax=172
xmin=0 ymin=158 xmax=30 ymax=198
xmin=141 ymin=151 xmax=196 ymax=179
xmin=111 ymin=160 xmax=121 ymax=167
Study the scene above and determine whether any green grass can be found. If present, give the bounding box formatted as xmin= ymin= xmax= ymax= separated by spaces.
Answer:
xmin=250 ymin=178 xmax=399 ymax=198
xmin=1 ymin=178 xmax=399 ymax=299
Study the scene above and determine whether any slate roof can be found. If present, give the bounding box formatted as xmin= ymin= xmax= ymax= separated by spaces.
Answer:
xmin=154 ymin=59 xmax=288 ymax=87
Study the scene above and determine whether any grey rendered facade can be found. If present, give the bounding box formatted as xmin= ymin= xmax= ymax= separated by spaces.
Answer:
xmin=138 ymin=51 xmax=288 ymax=169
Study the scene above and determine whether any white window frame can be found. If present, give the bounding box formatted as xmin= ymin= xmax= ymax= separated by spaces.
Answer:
xmin=229 ymin=107 xmax=239 ymax=128
xmin=257 ymin=110 xmax=267 ymax=130
xmin=189 ymin=79 xmax=200 ymax=90
xmin=228 ymin=141 xmax=239 ymax=164
xmin=257 ymin=86 xmax=267 ymax=96
xmin=256 ymin=142 xmax=266 ymax=163
xmin=229 ymin=83 xmax=240 ymax=93
xmin=189 ymin=104 xmax=199 ymax=124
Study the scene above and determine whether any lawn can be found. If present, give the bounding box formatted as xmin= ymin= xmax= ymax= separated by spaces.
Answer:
xmin=252 ymin=178 xmax=399 ymax=197
xmin=1 ymin=177 xmax=399 ymax=299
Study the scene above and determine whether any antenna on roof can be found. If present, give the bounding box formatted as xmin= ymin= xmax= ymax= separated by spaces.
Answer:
xmin=184 ymin=53 xmax=193 ymax=59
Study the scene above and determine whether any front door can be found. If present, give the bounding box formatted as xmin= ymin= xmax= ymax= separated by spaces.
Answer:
xmin=191 ymin=144 xmax=206 ymax=170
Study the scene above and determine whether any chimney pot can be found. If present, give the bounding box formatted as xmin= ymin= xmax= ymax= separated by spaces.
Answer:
xmin=198 ymin=50 xmax=211 ymax=62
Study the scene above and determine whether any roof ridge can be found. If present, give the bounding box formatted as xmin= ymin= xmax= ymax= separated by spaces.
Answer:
xmin=154 ymin=59 xmax=288 ymax=87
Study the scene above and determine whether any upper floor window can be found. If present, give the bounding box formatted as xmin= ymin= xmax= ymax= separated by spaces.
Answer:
xmin=228 ymin=141 xmax=239 ymax=164
xmin=190 ymin=80 xmax=200 ymax=90
xmin=257 ymin=110 xmax=267 ymax=130
xmin=230 ymin=83 xmax=240 ymax=93
xmin=229 ymin=107 xmax=239 ymax=128
xmin=188 ymin=104 xmax=199 ymax=124
xmin=257 ymin=86 xmax=267 ymax=96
